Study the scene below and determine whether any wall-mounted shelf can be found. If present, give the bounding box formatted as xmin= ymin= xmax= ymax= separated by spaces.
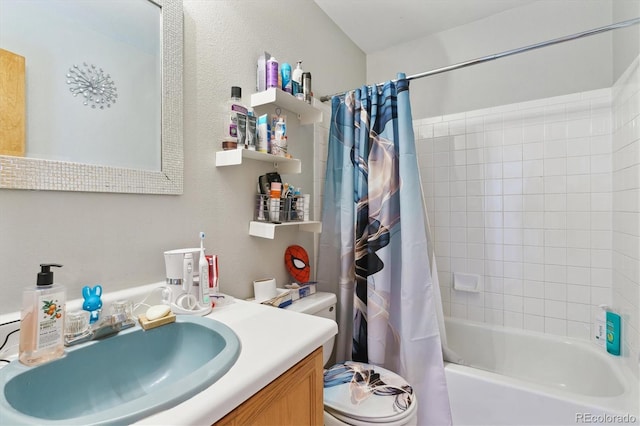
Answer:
xmin=215 ymin=149 xmax=301 ymax=174
xmin=249 ymin=221 xmax=322 ymax=239
xmin=250 ymin=88 xmax=323 ymax=125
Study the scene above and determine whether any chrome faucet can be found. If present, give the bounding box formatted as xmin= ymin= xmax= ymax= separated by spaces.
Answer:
xmin=64 ymin=301 xmax=136 ymax=347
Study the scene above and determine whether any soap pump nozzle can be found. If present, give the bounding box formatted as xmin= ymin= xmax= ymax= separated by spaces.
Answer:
xmin=37 ymin=263 xmax=63 ymax=286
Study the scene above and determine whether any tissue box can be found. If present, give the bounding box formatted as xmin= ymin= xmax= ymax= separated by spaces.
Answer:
xmin=289 ymin=283 xmax=317 ymax=301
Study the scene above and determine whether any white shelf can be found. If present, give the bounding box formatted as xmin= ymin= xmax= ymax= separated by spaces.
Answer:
xmin=249 ymin=221 xmax=322 ymax=239
xmin=215 ymin=149 xmax=301 ymax=174
xmin=250 ymin=88 xmax=323 ymax=125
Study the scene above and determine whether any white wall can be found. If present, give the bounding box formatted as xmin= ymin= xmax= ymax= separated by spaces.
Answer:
xmin=0 ymin=0 xmax=366 ymax=314
xmin=367 ymin=0 xmax=614 ymax=119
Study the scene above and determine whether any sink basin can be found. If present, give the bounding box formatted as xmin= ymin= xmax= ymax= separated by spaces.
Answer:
xmin=0 ymin=315 xmax=241 ymax=425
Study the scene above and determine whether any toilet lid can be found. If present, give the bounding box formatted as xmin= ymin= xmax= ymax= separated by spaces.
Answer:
xmin=323 ymin=362 xmax=416 ymax=423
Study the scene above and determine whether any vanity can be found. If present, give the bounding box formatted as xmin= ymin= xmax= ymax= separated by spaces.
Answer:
xmin=136 ymin=289 xmax=335 ymax=425
xmin=0 ymin=283 xmax=336 ymax=425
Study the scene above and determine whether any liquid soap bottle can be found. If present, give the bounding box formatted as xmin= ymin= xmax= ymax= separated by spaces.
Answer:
xmin=19 ymin=264 xmax=66 ymax=366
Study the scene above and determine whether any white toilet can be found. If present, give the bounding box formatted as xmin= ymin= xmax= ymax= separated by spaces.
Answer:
xmin=285 ymin=292 xmax=418 ymax=426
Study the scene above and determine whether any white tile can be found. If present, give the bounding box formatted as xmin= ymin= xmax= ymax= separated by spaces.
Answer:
xmin=545 ymin=122 xmax=567 ymax=141
xmin=567 ymin=321 xmax=590 ymax=340
xmin=567 ymin=138 xmax=591 ymax=157
xmin=503 ymin=178 xmax=523 ymax=195
xmin=503 ymin=145 xmax=523 ymax=162
xmin=524 ymin=280 xmax=545 ymax=298
xmin=590 ymin=134 xmax=612 ymax=155
xmin=466 ymin=131 xmax=484 ymax=149
xmin=545 ymin=264 xmax=567 ymax=283
xmin=524 ymin=297 xmax=544 ymax=315
xmin=545 ymin=140 xmax=568 ymax=159
xmin=450 ymin=228 xmax=466 ymax=242
xmin=485 ymin=195 xmax=503 ymax=212
xmin=524 ymin=314 xmax=545 ymax=332
xmin=433 ymin=122 xmax=449 ymax=137
xmin=544 ymin=158 xmax=566 ymax=176
xmin=566 ymin=175 xmax=590 ymax=193
xmin=544 ymin=317 xmax=567 ymax=336
xmin=567 ymin=230 xmax=590 ymax=248
xmin=485 ymin=293 xmax=504 ymax=310
xmin=467 ymin=164 xmax=484 ymax=180
xmin=566 ymin=266 xmax=590 ymax=285
xmin=524 ymin=212 xmax=544 ymax=228
xmin=544 ymin=212 xmax=567 ymax=229
xmin=567 ymin=118 xmax=591 ymax=138
xmin=466 ymin=148 xmax=484 ymax=165
xmin=523 ymin=142 xmax=544 ymax=160
xmin=485 ymin=228 xmax=503 ymax=244
xmin=591 ymin=286 xmax=612 ymax=306
xmin=486 ymin=212 xmax=504 ymax=228
xmin=544 ymin=176 xmax=567 ymax=193
xmin=504 ymin=278 xmax=524 ymax=296
xmin=567 ymin=248 xmax=590 ymax=267
xmin=523 ymin=177 xmax=544 ymax=194
xmin=591 ymin=154 xmax=612 ymax=174
xmin=504 ymin=312 xmax=524 ymax=329
xmin=504 ymin=195 xmax=523 ymax=211
xmin=453 ymin=135 xmax=466 ymax=150
xmin=545 ymin=247 xmax=567 ymax=265
xmin=545 ymin=194 xmax=567 ymax=211
xmin=467 ymin=181 xmax=484 ymax=196
xmin=567 ymin=284 xmax=590 ymax=304
xmin=503 ymin=127 xmax=523 ymax=145
xmin=567 ymin=302 xmax=590 ymax=322
xmin=504 ymin=295 xmax=524 ymax=313
xmin=591 ymin=193 xmax=612 ymax=212
xmin=504 ymin=161 xmax=523 ymax=178
xmin=591 ymin=268 xmax=612 ymax=287
xmin=523 ymin=160 xmax=544 ymax=177
xmin=523 ymin=124 xmax=545 ymax=143
xmin=545 ymin=282 xmax=567 ymax=301
xmin=467 ymin=306 xmax=485 ymax=322
xmin=566 ymin=212 xmax=590 ymax=230
xmin=545 ymin=229 xmax=567 ymax=247
xmin=485 ymin=309 xmax=504 ymax=325
xmin=482 ymin=130 xmax=499 ymax=147
xmin=484 ymin=147 xmax=503 ymax=164
xmin=567 ymin=193 xmax=590 ymax=212
xmin=504 ymin=212 xmax=523 ymax=228
xmin=485 ymin=276 xmax=504 ymax=293
xmin=524 ymin=195 xmax=544 ymax=212
xmin=590 ymin=249 xmax=612 ymax=269
xmin=524 ymin=262 xmax=544 ymax=280
xmin=523 ymin=246 xmax=545 ymax=264
xmin=567 ymin=156 xmax=590 ymax=175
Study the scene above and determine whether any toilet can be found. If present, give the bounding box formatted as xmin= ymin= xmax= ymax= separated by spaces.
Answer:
xmin=284 ymin=292 xmax=418 ymax=426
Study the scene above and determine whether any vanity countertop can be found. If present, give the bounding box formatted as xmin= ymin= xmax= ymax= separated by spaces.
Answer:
xmin=134 ymin=287 xmax=337 ymax=425
xmin=0 ymin=282 xmax=337 ymax=425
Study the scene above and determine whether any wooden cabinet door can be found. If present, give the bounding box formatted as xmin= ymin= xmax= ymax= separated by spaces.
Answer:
xmin=216 ymin=347 xmax=323 ymax=426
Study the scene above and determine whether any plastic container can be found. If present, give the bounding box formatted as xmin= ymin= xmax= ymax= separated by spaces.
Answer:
xmin=266 ymin=57 xmax=279 ymax=89
xmin=606 ymin=311 xmax=621 ymax=356
xmin=223 ymin=86 xmax=247 ymax=149
xmin=281 ymin=62 xmax=292 ymax=94
xmin=594 ymin=305 xmax=608 ymax=348
xmin=19 ymin=264 xmax=66 ymax=366
xmin=292 ymin=61 xmax=304 ymax=98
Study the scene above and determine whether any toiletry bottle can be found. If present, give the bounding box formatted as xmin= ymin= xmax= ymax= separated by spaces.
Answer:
xmin=594 ymin=305 xmax=608 ymax=348
xmin=302 ymin=72 xmax=312 ymax=103
xmin=266 ymin=56 xmax=279 ymax=89
xmin=606 ymin=311 xmax=621 ymax=356
xmin=292 ymin=61 xmax=304 ymax=98
xmin=19 ymin=264 xmax=66 ymax=366
xmin=223 ymin=86 xmax=247 ymax=149
xmin=281 ymin=62 xmax=292 ymax=94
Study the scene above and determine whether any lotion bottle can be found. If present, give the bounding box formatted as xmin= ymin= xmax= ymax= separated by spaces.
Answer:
xmin=19 ymin=264 xmax=66 ymax=366
xmin=606 ymin=311 xmax=621 ymax=356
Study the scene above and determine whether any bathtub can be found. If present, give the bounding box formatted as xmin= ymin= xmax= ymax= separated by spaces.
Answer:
xmin=443 ymin=318 xmax=639 ymax=425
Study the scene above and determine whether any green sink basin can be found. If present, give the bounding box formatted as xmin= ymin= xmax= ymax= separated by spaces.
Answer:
xmin=0 ymin=315 xmax=240 ymax=425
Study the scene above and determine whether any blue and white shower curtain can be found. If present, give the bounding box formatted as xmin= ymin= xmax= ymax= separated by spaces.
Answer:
xmin=317 ymin=74 xmax=452 ymax=425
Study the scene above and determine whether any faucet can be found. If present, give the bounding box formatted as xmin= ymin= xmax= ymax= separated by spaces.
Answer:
xmin=64 ymin=301 xmax=136 ymax=347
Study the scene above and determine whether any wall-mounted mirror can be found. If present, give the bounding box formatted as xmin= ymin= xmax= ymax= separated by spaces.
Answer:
xmin=0 ymin=0 xmax=183 ymax=194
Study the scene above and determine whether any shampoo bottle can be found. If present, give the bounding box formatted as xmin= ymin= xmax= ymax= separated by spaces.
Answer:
xmin=292 ymin=61 xmax=304 ymax=99
xmin=19 ymin=264 xmax=66 ymax=366
xmin=606 ymin=311 xmax=621 ymax=356
xmin=594 ymin=305 xmax=608 ymax=348
xmin=266 ymin=56 xmax=279 ymax=89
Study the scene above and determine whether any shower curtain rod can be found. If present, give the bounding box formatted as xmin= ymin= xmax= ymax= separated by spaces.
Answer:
xmin=319 ymin=17 xmax=640 ymax=102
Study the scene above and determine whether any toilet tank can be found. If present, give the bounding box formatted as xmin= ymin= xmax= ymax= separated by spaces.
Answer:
xmin=284 ymin=292 xmax=337 ymax=365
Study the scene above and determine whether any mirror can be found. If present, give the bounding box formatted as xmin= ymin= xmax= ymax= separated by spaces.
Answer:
xmin=0 ymin=0 xmax=183 ymax=194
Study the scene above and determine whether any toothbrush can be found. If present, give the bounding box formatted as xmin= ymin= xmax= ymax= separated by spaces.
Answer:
xmin=199 ymin=232 xmax=211 ymax=306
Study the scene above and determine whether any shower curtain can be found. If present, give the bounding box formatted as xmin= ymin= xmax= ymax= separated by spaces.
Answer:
xmin=317 ymin=74 xmax=452 ymax=425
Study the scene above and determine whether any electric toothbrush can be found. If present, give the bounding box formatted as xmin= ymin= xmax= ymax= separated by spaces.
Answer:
xmin=199 ymin=232 xmax=211 ymax=307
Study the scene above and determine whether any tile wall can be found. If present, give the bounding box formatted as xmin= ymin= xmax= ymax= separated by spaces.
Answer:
xmin=612 ymin=56 xmax=640 ymax=376
xmin=414 ymin=88 xmax=615 ymax=341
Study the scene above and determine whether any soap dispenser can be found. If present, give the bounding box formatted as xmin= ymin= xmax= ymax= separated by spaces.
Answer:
xmin=19 ymin=264 xmax=66 ymax=366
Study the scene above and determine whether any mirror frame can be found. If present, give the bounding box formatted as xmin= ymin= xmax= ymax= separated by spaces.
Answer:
xmin=0 ymin=0 xmax=183 ymax=194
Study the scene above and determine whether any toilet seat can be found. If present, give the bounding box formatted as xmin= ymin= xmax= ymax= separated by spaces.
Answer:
xmin=323 ymin=362 xmax=417 ymax=426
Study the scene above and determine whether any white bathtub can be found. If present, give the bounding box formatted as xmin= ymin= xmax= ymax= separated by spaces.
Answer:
xmin=444 ymin=318 xmax=639 ymax=425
